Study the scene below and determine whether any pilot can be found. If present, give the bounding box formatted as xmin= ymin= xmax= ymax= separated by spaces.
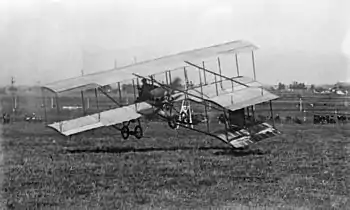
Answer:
xmin=137 ymin=78 xmax=154 ymax=101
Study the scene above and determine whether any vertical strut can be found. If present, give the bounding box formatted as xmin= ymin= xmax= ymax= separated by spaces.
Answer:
xmin=235 ymin=54 xmax=240 ymax=76
xmin=168 ymin=71 xmax=172 ymax=85
xmin=184 ymin=67 xmax=189 ymax=90
xmin=132 ymin=79 xmax=137 ymax=110
xmin=269 ymin=100 xmax=275 ymax=127
xmin=252 ymin=51 xmax=256 ymax=80
xmin=55 ymin=93 xmax=62 ymax=131
xmin=136 ymin=78 xmax=140 ymax=89
xmin=150 ymin=75 xmax=154 ymax=86
xmin=165 ymin=71 xmax=169 ymax=85
xmin=214 ymin=75 xmax=219 ymax=96
xmin=202 ymin=61 xmax=207 ymax=85
xmin=198 ymin=66 xmax=204 ymax=98
xmin=41 ymin=88 xmax=47 ymax=124
xmin=223 ymin=109 xmax=229 ymax=143
xmin=81 ymin=90 xmax=86 ymax=116
xmin=251 ymin=105 xmax=255 ymax=121
xmin=95 ymin=88 xmax=100 ymax=121
xmin=117 ymin=82 xmax=122 ymax=105
xmin=217 ymin=57 xmax=223 ymax=89
xmin=204 ymin=102 xmax=210 ymax=132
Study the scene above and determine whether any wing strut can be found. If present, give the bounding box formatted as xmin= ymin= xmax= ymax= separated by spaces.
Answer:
xmin=269 ymin=100 xmax=275 ymax=127
xmin=217 ymin=57 xmax=223 ymax=89
xmin=251 ymin=51 xmax=257 ymax=80
xmin=235 ymin=54 xmax=240 ymax=76
xmin=117 ymin=82 xmax=122 ymax=104
xmin=98 ymin=86 xmax=122 ymax=107
xmin=41 ymin=88 xmax=48 ymax=124
xmin=184 ymin=61 xmax=250 ymax=88
xmin=202 ymin=61 xmax=207 ymax=85
xmin=94 ymin=88 xmax=100 ymax=121
xmin=81 ymin=91 xmax=86 ymax=116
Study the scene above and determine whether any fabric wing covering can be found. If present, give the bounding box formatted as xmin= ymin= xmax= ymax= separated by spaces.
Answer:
xmin=186 ymin=76 xmax=279 ymax=111
xmin=48 ymin=102 xmax=152 ymax=136
xmin=43 ymin=40 xmax=258 ymax=93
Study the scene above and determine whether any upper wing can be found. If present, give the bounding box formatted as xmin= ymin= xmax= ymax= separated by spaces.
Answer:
xmin=43 ymin=40 xmax=258 ymax=94
xmin=48 ymin=102 xmax=153 ymax=136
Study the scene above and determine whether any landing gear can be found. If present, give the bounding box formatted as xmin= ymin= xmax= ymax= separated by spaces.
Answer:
xmin=134 ymin=125 xmax=143 ymax=139
xmin=119 ymin=119 xmax=144 ymax=140
xmin=180 ymin=111 xmax=188 ymax=123
xmin=121 ymin=126 xmax=130 ymax=139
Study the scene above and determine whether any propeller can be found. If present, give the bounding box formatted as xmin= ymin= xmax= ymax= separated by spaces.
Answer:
xmin=163 ymin=76 xmax=183 ymax=96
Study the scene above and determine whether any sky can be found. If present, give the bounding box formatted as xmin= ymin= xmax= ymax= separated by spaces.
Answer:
xmin=0 ymin=0 xmax=350 ymax=86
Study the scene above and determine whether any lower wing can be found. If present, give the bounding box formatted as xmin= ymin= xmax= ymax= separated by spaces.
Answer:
xmin=48 ymin=102 xmax=153 ymax=136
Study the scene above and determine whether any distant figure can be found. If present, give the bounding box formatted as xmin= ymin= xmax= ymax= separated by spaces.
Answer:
xmin=2 ymin=113 xmax=10 ymax=124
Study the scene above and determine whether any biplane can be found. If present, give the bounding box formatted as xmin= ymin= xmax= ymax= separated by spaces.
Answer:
xmin=41 ymin=40 xmax=281 ymax=149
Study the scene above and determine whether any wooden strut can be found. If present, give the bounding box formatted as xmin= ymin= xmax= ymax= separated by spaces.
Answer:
xmin=118 ymin=82 xmax=122 ymax=105
xmin=165 ymin=71 xmax=169 ymax=85
xmin=94 ymin=88 xmax=100 ymax=121
xmin=197 ymin=64 xmax=209 ymax=132
xmin=201 ymin=61 xmax=210 ymax=132
xmin=223 ymin=109 xmax=230 ymax=143
xmin=214 ymin=75 xmax=219 ymax=96
xmin=41 ymin=88 xmax=48 ymax=124
xmin=269 ymin=100 xmax=275 ymax=127
xmin=168 ymin=71 xmax=172 ymax=85
xmin=132 ymin=79 xmax=137 ymax=110
xmin=202 ymin=61 xmax=207 ymax=85
xmin=217 ymin=57 xmax=223 ymax=89
xmin=251 ymin=105 xmax=255 ymax=120
xmin=81 ymin=90 xmax=86 ymax=116
xmin=184 ymin=67 xmax=189 ymax=92
xmin=235 ymin=54 xmax=240 ymax=76
xmin=55 ymin=93 xmax=62 ymax=132
xmin=251 ymin=51 xmax=257 ymax=81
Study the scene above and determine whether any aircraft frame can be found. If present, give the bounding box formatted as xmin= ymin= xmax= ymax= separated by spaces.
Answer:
xmin=41 ymin=40 xmax=280 ymax=149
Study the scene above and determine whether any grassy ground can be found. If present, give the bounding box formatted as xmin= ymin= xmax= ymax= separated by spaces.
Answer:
xmin=2 ymin=122 xmax=350 ymax=209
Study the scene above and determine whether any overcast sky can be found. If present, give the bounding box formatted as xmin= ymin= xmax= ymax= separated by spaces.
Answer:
xmin=0 ymin=0 xmax=350 ymax=86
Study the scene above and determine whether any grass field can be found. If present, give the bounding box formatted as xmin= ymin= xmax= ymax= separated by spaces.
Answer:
xmin=2 ymin=121 xmax=350 ymax=209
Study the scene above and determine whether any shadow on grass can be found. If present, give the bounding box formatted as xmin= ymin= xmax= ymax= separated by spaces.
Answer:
xmin=64 ymin=146 xmax=267 ymax=156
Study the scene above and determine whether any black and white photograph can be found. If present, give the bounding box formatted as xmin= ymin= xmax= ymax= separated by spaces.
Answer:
xmin=0 ymin=0 xmax=349 ymax=209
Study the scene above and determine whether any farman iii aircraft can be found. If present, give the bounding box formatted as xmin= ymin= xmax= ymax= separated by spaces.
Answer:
xmin=41 ymin=40 xmax=280 ymax=149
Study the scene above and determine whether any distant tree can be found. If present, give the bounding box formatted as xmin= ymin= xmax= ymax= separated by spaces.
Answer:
xmin=289 ymin=81 xmax=307 ymax=90
xmin=277 ymin=82 xmax=286 ymax=90
xmin=310 ymin=84 xmax=315 ymax=91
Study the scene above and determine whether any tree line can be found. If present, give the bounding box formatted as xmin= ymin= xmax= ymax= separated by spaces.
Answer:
xmin=276 ymin=81 xmax=315 ymax=91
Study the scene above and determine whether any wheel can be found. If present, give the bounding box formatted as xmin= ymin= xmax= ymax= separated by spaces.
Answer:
xmin=134 ymin=125 xmax=143 ymax=139
xmin=121 ymin=126 xmax=130 ymax=139
xmin=168 ymin=118 xmax=177 ymax=129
